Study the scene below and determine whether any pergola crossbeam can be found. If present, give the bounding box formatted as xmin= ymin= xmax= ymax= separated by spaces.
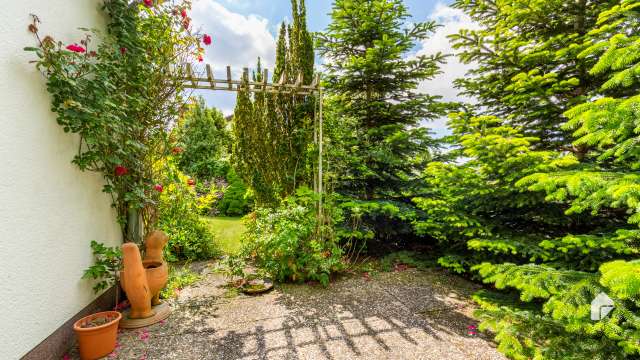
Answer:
xmin=180 ymin=64 xmax=322 ymax=95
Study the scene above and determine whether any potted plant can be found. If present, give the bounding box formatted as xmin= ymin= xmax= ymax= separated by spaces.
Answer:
xmin=73 ymin=311 xmax=122 ymax=360
xmin=78 ymin=241 xmax=123 ymax=359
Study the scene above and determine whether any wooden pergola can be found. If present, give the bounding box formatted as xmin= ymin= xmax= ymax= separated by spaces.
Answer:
xmin=180 ymin=63 xmax=325 ymax=212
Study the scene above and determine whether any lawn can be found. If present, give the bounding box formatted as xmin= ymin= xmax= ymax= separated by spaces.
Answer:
xmin=203 ymin=216 xmax=246 ymax=255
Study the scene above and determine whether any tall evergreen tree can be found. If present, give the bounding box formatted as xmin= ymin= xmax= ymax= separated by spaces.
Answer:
xmin=318 ymin=0 xmax=445 ymax=245
xmin=451 ymin=0 xmax=618 ymax=150
xmin=419 ymin=1 xmax=640 ymax=357
xmin=232 ymin=0 xmax=315 ymax=206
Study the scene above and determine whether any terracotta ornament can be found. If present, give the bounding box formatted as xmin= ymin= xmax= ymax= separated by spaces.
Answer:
xmin=119 ymin=231 xmax=170 ymax=328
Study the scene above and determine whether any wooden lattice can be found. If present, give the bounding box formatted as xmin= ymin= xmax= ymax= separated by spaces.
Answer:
xmin=178 ymin=63 xmax=325 ymax=213
xmin=181 ymin=64 xmax=321 ymax=96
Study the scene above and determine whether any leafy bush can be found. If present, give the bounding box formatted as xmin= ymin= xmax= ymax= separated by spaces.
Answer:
xmin=157 ymin=159 xmax=219 ymax=262
xmin=195 ymin=182 xmax=224 ymax=216
xmin=240 ymin=187 xmax=344 ymax=286
xmin=218 ymin=169 xmax=251 ymax=216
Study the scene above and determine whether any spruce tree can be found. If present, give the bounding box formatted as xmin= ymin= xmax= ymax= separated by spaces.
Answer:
xmin=451 ymin=0 xmax=618 ymax=150
xmin=420 ymin=1 xmax=640 ymax=357
xmin=318 ymin=0 xmax=445 ymax=245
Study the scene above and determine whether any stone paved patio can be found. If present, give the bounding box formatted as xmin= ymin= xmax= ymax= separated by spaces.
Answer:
xmin=69 ymin=263 xmax=506 ymax=360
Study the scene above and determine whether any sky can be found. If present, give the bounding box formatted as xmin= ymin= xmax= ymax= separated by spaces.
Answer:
xmin=189 ymin=0 xmax=478 ymax=136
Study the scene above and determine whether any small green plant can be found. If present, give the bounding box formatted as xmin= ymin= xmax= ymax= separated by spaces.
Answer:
xmin=221 ymin=255 xmax=247 ymax=280
xmin=160 ymin=265 xmax=201 ymax=299
xmin=82 ymin=241 xmax=122 ymax=293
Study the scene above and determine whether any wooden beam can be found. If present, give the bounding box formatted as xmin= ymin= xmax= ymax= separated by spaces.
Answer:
xmin=179 ymin=64 xmax=322 ymax=94
xmin=294 ymin=72 xmax=302 ymax=88
xmin=310 ymin=73 xmax=319 ymax=88
xmin=205 ymin=64 xmax=214 ymax=89
xmin=226 ymin=66 xmax=233 ymax=90
xmin=186 ymin=63 xmax=196 ymax=88
xmin=181 ymin=84 xmax=312 ymax=95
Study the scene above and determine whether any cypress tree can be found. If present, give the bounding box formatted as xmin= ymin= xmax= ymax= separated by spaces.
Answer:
xmin=232 ymin=0 xmax=315 ymax=207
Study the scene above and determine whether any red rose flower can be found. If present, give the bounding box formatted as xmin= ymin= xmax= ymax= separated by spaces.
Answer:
xmin=114 ymin=165 xmax=128 ymax=177
xmin=180 ymin=9 xmax=187 ymax=18
xmin=120 ymin=47 xmax=127 ymax=55
xmin=187 ymin=179 xmax=196 ymax=186
xmin=172 ymin=146 xmax=183 ymax=154
xmin=143 ymin=0 xmax=153 ymax=7
xmin=203 ymin=34 xmax=212 ymax=46
xmin=66 ymin=44 xmax=85 ymax=53
xmin=198 ymin=55 xmax=203 ymax=62
xmin=154 ymin=184 xmax=163 ymax=193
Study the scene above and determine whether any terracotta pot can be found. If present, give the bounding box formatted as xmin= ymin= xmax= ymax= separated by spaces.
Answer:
xmin=73 ymin=311 xmax=121 ymax=360
xmin=143 ymin=260 xmax=168 ymax=306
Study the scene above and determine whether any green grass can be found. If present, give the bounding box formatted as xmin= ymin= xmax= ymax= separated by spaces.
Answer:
xmin=203 ymin=216 xmax=246 ymax=255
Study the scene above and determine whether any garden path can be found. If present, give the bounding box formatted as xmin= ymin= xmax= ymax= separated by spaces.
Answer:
xmin=70 ymin=263 xmax=506 ymax=360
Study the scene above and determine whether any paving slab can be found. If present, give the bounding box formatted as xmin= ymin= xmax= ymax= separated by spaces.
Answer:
xmin=67 ymin=264 xmax=506 ymax=360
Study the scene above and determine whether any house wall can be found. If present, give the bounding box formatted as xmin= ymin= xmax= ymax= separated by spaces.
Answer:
xmin=0 ymin=1 xmax=122 ymax=358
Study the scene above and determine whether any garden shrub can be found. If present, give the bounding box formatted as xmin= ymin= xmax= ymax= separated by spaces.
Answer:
xmin=240 ymin=187 xmax=344 ymax=286
xmin=195 ymin=181 xmax=223 ymax=216
xmin=217 ymin=169 xmax=251 ymax=216
xmin=157 ymin=159 xmax=219 ymax=262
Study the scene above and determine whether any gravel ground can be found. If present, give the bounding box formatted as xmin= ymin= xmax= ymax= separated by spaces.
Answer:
xmin=67 ymin=263 xmax=506 ymax=360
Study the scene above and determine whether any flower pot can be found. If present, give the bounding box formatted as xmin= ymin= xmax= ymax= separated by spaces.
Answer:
xmin=73 ymin=311 xmax=121 ymax=360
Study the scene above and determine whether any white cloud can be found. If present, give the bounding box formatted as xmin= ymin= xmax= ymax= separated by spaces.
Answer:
xmin=415 ymin=2 xmax=479 ymax=136
xmin=190 ymin=0 xmax=278 ymax=114
xmin=191 ymin=0 xmax=276 ymax=72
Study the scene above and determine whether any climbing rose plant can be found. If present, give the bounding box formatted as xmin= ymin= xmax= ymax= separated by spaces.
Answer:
xmin=26 ymin=0 xmax=210 ymax=242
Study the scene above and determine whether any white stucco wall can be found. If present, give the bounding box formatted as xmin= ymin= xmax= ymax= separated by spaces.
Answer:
xmin=0 ymin=1 xmax=122 ymax=358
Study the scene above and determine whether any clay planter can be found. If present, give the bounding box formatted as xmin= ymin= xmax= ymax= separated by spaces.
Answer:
xmin=73 ymin=311 xmax=121 ymax=360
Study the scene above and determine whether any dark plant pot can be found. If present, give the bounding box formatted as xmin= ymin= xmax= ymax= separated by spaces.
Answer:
xmin=73 ymin=311 xmax=121 ymax=360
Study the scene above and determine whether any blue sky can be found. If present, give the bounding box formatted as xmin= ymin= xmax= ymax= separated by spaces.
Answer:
xmin=189 ymin=0 xmax=476 ymax=136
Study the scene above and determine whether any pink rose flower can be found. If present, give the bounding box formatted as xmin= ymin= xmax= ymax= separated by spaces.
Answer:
xmin=66 ymin=44 xmax=85 ymax=53
xmin=203 ymin=34 xmax=212 ymax=46
xmin=114 ymin=165 xmax=128 ymax=177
